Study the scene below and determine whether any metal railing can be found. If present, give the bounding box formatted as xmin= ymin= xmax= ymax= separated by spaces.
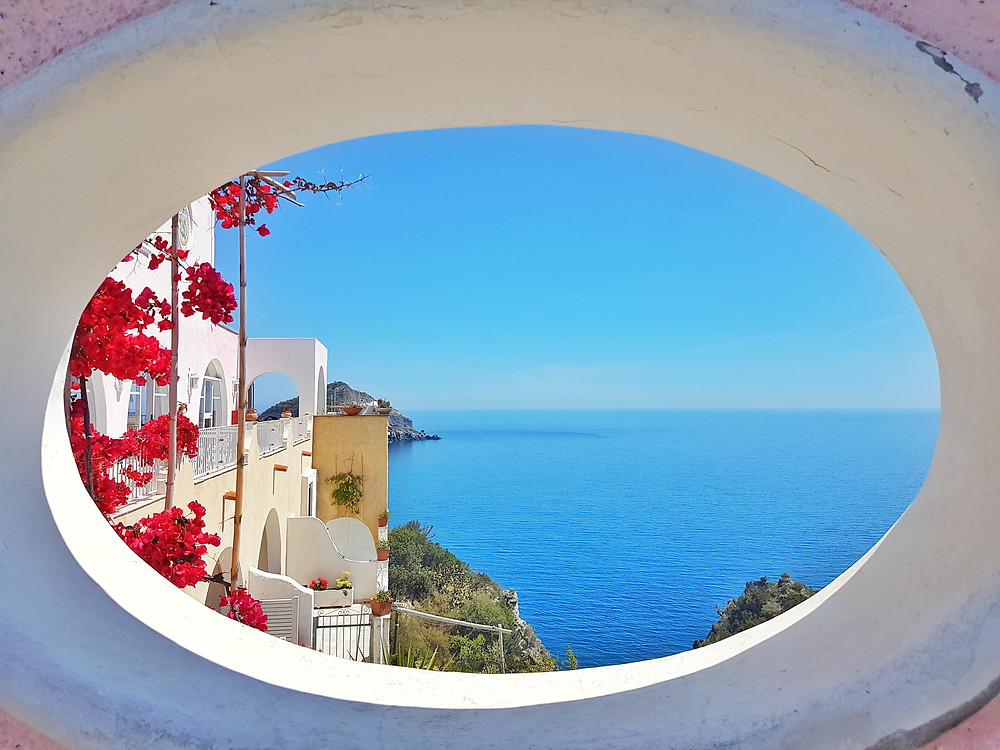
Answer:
xmin=256 ymin=420 xmax=285 ymax=457
xmin=390 ymin=605 xmax=513 ymax=636
xmin=109 ymin=456 xmax=167 ymax=503
xmin=391 ymin=605 xmax=513 ymax=672
xmin=192 ymin=424 xmax=239 ymax=478
xmin=314 ymin=608 xmax=371 ymax=661
xmin=290 ymin=416 xmax=311 ymax=445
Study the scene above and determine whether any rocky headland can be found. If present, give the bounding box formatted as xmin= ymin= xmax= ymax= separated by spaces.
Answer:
xmin=257 ymin=380 xmax=440 ymax=443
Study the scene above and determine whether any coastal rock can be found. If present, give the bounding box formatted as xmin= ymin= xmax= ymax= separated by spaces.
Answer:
xmin=257 ymin=381 xmax=440 ymax=443
xmin=502 ymin=588 xmax=551 ymax=664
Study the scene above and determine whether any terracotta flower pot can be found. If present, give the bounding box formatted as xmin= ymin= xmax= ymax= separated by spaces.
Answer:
xmin=342 ymin=406 xmax=362 ymax=416
xmin=245 ymin=408 xmax=258 ymax=422
xmin=378 ymin=516 xmax=388 ymax=527
xmin=281 ymin=407 xmax=292 ymax=418
xmin=377 ymin=548 xmax=390 ymax=561
xmin=371 ymin=599 xmax=393 ymax=617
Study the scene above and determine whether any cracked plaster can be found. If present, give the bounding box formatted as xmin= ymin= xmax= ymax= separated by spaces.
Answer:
xmin=2 ymin=1 xmax=1000 ymax=92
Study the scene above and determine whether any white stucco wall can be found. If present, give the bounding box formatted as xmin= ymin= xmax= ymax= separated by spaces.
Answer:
xmin=3 ymin=1 xmax=1000 ymax=748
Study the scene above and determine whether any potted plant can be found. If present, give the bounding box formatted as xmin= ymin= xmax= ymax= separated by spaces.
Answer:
xmin=342 ymin=403 xmax=363 ymax=416
xmin=371 ymin=590 xmax=393 ymax=617
xmin=324 ymin=472 xmax=363 ymax=515
xmin=376 ymin=539 xmax=390 ymax=561
xmin=376 ymin=399 xmax=392 ymax=415
xmin=378 ymin=510 xmax=390 ymax=528
xmin=312 ymin=572 xmax=354 ymax=608
xmin=281 ymin=405 xmax=293 ymax=418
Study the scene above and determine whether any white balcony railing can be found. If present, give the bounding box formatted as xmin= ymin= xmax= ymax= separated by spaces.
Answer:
xmin=192 ymin=424 xmax=239 ymax=478
xmin=109 ymin=456 xmax=166 ymax=503
xmin=110 ymin=415 xmax=310 ymax=502
xmin=290 ymin=416 xmax=311 ymax=445
xmin=256 ymin=420 xmax=285 ymax=457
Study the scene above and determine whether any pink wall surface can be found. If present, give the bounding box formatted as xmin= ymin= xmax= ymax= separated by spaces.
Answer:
xmin=3 ymin=1 xmax=1000 ymax=92
xmin=0 ymin=0 xmax=173 ymax=90
xmin=921 ymin=697 xmax=1000 ymax=750
xmin=3 ymin=1 xmax=1000 ymax=748
xmin=842 ymin=0 xmax=1000 ymax=85
xmin=0 ymin=708 xmax=69 ymax=750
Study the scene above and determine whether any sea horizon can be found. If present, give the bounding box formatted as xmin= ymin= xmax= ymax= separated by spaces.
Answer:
xmin=398 ymin=406 xmax=941 ymax=412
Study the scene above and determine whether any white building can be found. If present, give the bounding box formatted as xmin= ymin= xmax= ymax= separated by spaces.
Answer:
xmin=79 ymin=197 xmax=390 ymax=657
xmin=88 ymin=198 xmax=328 ymax=440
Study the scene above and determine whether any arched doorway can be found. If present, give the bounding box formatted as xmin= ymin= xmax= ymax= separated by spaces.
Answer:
xmin=256 ymin=508 xmax=282 ymax=575
xmin=248 ymin=372 xmax=298 ymax=419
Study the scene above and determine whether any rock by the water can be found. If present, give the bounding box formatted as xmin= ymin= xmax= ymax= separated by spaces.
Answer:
xmin=257 ymin=381 xmax=440 ymax=443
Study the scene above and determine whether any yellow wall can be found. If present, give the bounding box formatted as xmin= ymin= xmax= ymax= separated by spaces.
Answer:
xmin=311 ymin=414 xmax=388 ymax=542
xmin=112 ymin=420 xmax=314 ymax=607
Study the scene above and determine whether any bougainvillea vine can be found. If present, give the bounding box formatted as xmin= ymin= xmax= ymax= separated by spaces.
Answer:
xmin=219 ymin=588 xmax=268 ymax=631
xmin=114 ymin=501 xmax=221 ymax=588
xmin=68 ymin=400 xmax=200 ymax=516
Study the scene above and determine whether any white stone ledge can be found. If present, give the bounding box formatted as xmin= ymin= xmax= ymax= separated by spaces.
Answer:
xmin=3 ymin=0 xmax=1000 ymax=747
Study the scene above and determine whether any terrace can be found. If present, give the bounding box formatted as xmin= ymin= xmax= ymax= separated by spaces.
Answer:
xmin=109 ymin=391 xmax=393 ymax=654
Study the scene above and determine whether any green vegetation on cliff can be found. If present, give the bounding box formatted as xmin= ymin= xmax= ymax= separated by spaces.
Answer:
xmin=388 ymin=521 xmax=556 ymax=673
xmin=692 ymin=573 xmax=816 ymax=648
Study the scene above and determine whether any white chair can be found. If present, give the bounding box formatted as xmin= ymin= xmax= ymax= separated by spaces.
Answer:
xmin=246 ymin=567 xmax=315 ymax=647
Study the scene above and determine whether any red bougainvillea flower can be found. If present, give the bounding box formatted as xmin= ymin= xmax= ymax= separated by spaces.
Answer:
xmin=114 ymin=501 xmax=221 ymax=588
xmin=69 ymin=399 xmax=200 ymax=516
xmin=180 ymin=263 xmax=237 ymax=324
xmin=209 ymin=176 xmax=282 ymax=235
xmin=69 ymin=277 xmax=175 ymax=386
xmin=219 ymin=589 xmax=268 ymax=631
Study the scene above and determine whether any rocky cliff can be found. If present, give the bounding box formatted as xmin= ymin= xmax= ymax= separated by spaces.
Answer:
xmin=257 ymin=381 xmax=440 ymax=443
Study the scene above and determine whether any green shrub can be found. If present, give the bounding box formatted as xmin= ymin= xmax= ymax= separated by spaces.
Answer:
xmin=386 ymin=520 xmax=555 ymax=673
xmin=692 ymin=573 xmax=816 ymax=648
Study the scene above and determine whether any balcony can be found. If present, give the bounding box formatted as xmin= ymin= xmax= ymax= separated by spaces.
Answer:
xmin=110 ymin=415 xmax=313 ymax=506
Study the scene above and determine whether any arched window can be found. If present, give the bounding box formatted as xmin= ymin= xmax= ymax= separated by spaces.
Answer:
xmin=199 ymin=360 xmax=227 ymax=429
xmin=127 ymin=375 xmax=168 ymax=430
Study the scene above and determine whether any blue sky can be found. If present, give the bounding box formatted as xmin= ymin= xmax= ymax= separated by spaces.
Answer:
xmin=214 ymin=125 xmax=940 ymax=412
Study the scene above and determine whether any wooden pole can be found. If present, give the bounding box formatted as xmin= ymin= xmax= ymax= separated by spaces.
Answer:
xmin=231 ymin=176 xmax=248 ymax=588
xmin=164 ymin=213 xmax=180 ymax=510
xmin=79 ymin=374 xmax=95 ymax=496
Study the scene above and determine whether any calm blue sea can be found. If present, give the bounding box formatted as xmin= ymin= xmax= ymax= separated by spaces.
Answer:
xmin=387 ymin=409 xmax=939 ymax=668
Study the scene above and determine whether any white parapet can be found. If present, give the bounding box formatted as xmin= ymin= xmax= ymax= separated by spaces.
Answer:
xmin=4 ymin=1 xmax=1000 ymax=748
